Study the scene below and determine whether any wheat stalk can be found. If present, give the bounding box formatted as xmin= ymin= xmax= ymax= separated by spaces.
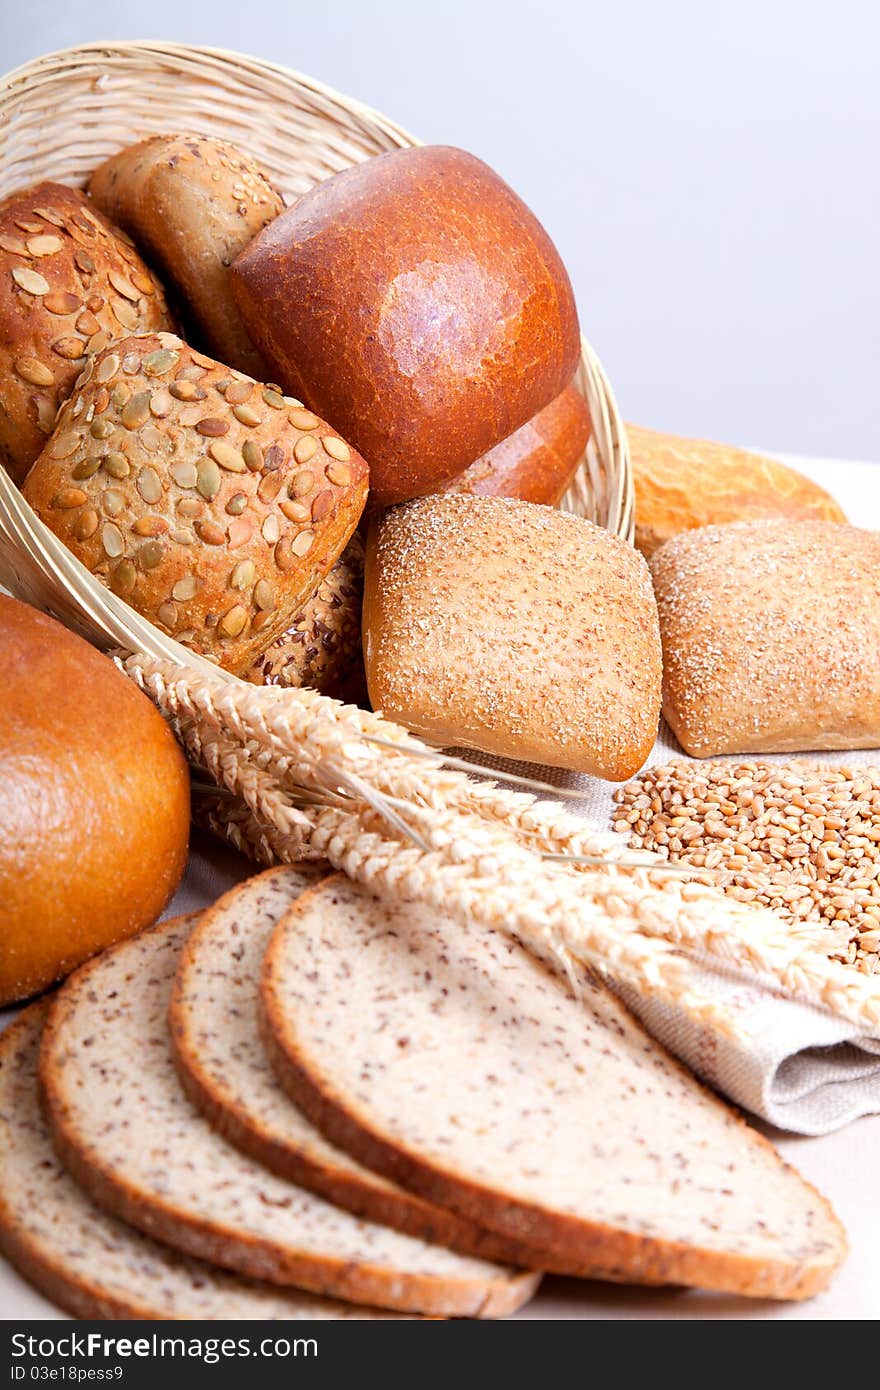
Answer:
xmin=123 ymin=653 xmax=880 ymax=1034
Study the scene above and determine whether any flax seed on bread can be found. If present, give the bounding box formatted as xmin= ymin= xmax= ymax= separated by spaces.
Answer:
xmin=171 ymin=866 xmax=546 ymax=1265
xmin=39 ymin=912 xmax=539 ymax=1318
xmin=260 ymin=874 xmax=847 ymax=1301
xmin=0 ymin=998 xmax=403 ymax=1320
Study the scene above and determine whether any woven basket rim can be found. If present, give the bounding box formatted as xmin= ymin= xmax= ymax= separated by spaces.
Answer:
xmin=0 ymin=39 xmax=634 ymax=668
xmin=0 ymin=39 xmax=420 ymax=151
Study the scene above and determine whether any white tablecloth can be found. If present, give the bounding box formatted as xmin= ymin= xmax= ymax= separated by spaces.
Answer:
xmin=3 ymin=451 xmax=879 ymax=1321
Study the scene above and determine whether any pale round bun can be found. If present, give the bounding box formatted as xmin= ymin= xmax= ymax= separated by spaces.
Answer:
xmin=0 ymin=595 xmax=190 ymax=1004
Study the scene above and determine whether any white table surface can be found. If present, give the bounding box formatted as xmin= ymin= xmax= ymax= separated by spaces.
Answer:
xmin=3 ymin=452 xmax=879 ymax=1322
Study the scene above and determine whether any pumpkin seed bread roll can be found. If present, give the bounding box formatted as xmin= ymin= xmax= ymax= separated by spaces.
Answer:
xmin=0 ymin=182 xmax=172 ymax=485
xmin=23 ymin=333 xmax=369 ymax=673
xmin=363 ymin=493 xmax=662 ymax=778
xmin=244 ymin=532 xmax=366 ymax=703
xmin=89 ymin=135 xmax=283 ymax=378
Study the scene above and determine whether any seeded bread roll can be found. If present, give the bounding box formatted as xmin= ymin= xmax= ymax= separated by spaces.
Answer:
xmin=443 ymin=384 xmax=591 ymax=505
xmin=89 ymin=135 xmax=283 ymax=378
xmin=40 ymin=914 xmax=540 ymax=1318
xmin=651 ymin=520 xmax=880 ymax=756
xmin=0 ymin=595 xmax=189 ymax=1005
xmin=630 ymin=424 xmax=847 ymax=557
xmin=232 ymin=146 xmax=580 ymax=506
xmin=23 ymin=333 xmax=368 ymax=673
xmin=0 ymin=182 xmax=172 ymax=485
xmin=363 ymin=494 xmax=662 ymax=778
xmin=261 ymin=874 xmax=847 ymax=1300
xmin=244 ymin=533 xmax=366 ymax=702
xmin=0 ymin=1000 xmax=404 ymax=1319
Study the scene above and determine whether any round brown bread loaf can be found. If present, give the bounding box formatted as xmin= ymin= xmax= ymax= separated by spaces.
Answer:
xmin=0 ymin=595 xmax=189 ymax=1005
xmin=0 ymin=182 xmax=172 ymax=485
xmin=89 ymin=135 xmax=283 ymax=378
xmin=629 ymin=424 xmax=847 ymax=557
xmin=243 ymin=533 xmax=366 ymax=702
xmin=363 ymin=494 xmax=662 ymax=778
xmin=231 ymin=146 xmax=581 ymax=506
xmin=443 ymin=383 xmax=591 ymax=505
xmin=23 ymin=333 xmax=369 ymax=674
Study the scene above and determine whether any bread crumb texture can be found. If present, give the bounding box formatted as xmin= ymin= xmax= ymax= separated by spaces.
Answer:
xmin=40 ymin=913 xmax=537 ymax=1317
xmin=263 ymin=876 xmax=846 ymax=1298
xmin=0 ymin=1001 xmax=398 ymax=1319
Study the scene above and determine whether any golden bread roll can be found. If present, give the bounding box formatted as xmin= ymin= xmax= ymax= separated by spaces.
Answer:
xmin=232 ymin=146 xmax=580 ymax=506
xmin=0 ymin=594 xmax=189 ymax=1004
xmin=0 ymin=182 xmax=172 ymax=485
xmin=651 ymin=519 xmax=880 ymax=756
xmin=89 ymin=134 xmax=283 ymax=377
xmin=23 ymin=333 xmax=369 ymax=673
xmin=629 ymin=423 xmax=846 ymax=557
xmin=443 ymin=383 xmax=590 ymax=505
xmin=364 ymin=494 xmax=661 ymax=777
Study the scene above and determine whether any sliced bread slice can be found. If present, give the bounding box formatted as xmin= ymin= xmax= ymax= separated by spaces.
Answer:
xmin=39 ymin=910 xmax=539 ymax=1319
xmin=260 ymin=875 xmax=848 ymax=1301
xmin=0 ymin=1002 xmax=401 ymax=1320
xmin=170 ymin=865 xmax=544 ymax=1267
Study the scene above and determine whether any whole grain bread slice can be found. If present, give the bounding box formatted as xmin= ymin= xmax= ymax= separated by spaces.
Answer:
xmin=170 ymin=865 xmax=544 ymax=1267
xmin=39 ymin=910 xmax=539 ymax=1319
xmin=0 ymin=1001 xmax=402 ymax=1320
xmin=260 ymin=875 xmax=848 ymax=1301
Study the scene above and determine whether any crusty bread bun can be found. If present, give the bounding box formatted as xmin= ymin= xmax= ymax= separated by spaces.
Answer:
xmin=363 ymin=494 xmax=661 ymax=777
xmin=629 ymin=424 xmax=846 ymax=557
xmin=232 ymin=146 xmax=580 ymax=506
xmin=0 ymin=595 xmax=189 ymax=1004
xmin=651 ymin=519 xmax=880 ymax=757
xmin=0 ymin=182 xmax=172 ymax=485
xmin=443 ymin=383 xmax=590 ymax=505
xmin=89 ymin=135 xmax=283 ymax=378
xmin=23 ymin=333 xmax=368 ymax=674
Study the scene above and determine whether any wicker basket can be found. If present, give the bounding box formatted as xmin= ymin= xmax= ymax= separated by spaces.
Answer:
xmin=0 ymin=41 xmax=632 ymax=665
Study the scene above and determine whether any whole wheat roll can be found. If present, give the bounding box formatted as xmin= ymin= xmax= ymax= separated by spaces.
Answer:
xmin=363 ymin=493 xmax=661 ymax=778
xmin=89 ymin=133 xmax=284 ymax=378
xmin=651 ymin=518 xmax=880 ymax=757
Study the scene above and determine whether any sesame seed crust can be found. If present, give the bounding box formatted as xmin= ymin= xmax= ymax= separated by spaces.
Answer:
xmin=651 ymin=519 xmax=880 ymax=757
xmin=363 ymin=493 xmax=662 ymax=779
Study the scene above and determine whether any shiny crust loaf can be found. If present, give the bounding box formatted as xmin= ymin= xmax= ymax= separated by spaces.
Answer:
xmin=444 ymin=383 xmax=591 ymax=505
xmin=232 ymin=146 xmax=581 ymax=506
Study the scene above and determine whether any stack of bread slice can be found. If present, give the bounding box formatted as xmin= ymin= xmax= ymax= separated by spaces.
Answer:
xmin=1 ymin=866 xmax=848 ymax=1319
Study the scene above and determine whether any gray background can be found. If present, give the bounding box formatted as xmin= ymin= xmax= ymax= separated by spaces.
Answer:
xmin=2 ymin=0 xmax=878 ymax=460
